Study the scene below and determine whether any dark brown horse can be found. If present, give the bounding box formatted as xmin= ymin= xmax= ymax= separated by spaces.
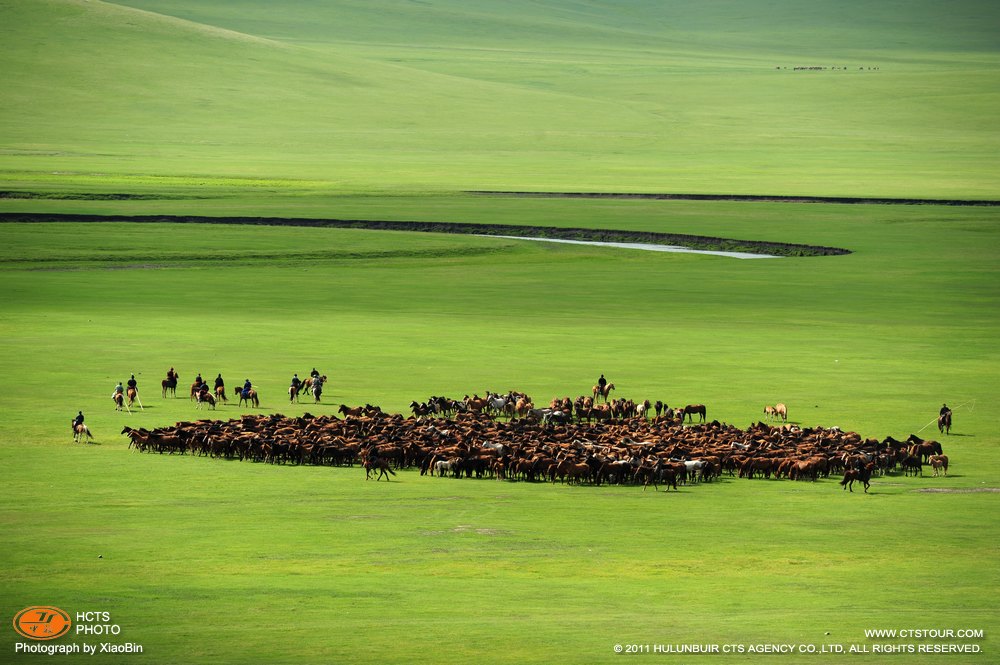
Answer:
xmin=840 ymin=464 xmax=873 ymax=493
xmin=362 ymin=452 xmax=396 ymax=481
xmin=938 ymin=411 xmax=952 ymax=435
xmin=162 ymin=374 xmax=178 ymax=398
xmin=683 ymin=404 xmax=707 ymax=423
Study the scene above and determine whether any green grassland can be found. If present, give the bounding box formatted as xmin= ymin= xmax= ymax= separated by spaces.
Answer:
xmin=2 ymin=1 xmax=999 ymax=663
xmin=2 ymin=0 xmax=1000 ymax=197
xmin=1 ymin=200 xmax=998 ymax=664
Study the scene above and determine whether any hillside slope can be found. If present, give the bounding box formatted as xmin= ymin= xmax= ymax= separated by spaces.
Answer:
xmin=1 ymin=0 xmax=998 ymax=196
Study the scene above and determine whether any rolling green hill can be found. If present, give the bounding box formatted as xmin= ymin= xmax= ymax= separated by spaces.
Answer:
xmin=2 ymin=0 xmax=998 ymax=196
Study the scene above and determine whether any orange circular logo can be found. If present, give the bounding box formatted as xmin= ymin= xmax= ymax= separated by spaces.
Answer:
xmin=13 ymin=606 xmax=72 ymax=640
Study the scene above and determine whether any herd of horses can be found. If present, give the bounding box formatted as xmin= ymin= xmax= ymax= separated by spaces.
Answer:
xmin=114 ymin=389 xmax=949 ymax=494
xmin=100 ymin=371 xmax=957 ymax=495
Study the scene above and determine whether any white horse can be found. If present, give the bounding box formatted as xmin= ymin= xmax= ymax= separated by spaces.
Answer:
xmin=486 ymin=393 xmax=509 ymax=418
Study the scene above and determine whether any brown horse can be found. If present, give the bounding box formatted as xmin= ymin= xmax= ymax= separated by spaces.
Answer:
xmin=126 ymin=386 xmax=138 ymax=408
xmin=338 ymin=404 xmax=364 ymax=418
xmin=304 ymin=374 xmax=327 ymax=393
xmin=237 ymin=388 xmax=259 ymax=408
xmin=215 ymin=385 xmax=227 ymax=403
xmin=929 ymin=454 xmax=949 ymax=476
xmin=683 ymin=404 xmax=707 ymax=422
xmin=938 ymin=411 xmax=952 ymax=435
xmin=112 ymin=392 xmax=127 ymax=412
xmin=592 ymin=382 xmax=615 ymax=403
xmin=362 ymin=451 xmax=396 ymax=481
xmin=288 ymin=384 xmax=300 ymax=403
xmin=840 ymin=464 xmax=873 ymax=493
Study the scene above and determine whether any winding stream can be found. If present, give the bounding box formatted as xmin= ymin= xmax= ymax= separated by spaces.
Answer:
xmin=481 ymin=235 xmax=780 ymax=259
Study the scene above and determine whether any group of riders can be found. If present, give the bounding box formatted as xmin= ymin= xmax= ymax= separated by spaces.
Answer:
xmin=119 ymin=367 xmax=324 ymax=403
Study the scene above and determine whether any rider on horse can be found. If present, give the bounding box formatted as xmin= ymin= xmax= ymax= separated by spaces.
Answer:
xmin=940 ymin=403 xmax=951 ymax=417
xmin=243 ymin=379 xmax=252 ymax=397
xmin=214 ymin=374 xmax=225 ymax=390
xmin=127 ymin=374 xmax=138 ymax=393
xmin=113 ymin=381 xmax=124 ymax=397
xmin=167 ymin=367 xmax=176 ymax=381
xmin=311 ymin=368 xmax=320 ymax=379
xmin=597 ymin=374 xmax=607 ymax=392
xmin=291 ymin=374 xmax=301 ymax=390
xmin=73 ymin=411 xmax=84 ymax=430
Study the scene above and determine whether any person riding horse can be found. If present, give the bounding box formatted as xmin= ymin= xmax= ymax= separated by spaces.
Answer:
xmin=310 ymin=368 xmax=320 ymax=379
xmin=291 ymin=374 xmax=302 ymax=390
xmin=214 ymin=374 xmax=225 ymax=390
xmin=127 ymin=374 xmax=138 ymax=393
xmin=597 ymin=374 xmax=607 ymax=391
xmin=167 ymin=367 xmax=176 ymax=382
xmin=113 ymin=381 xmax=124 ymax=397
xmin=242 ymin=379 xmax=252 ymax=398
xmin=940 ymin=403 xmax=952 ymax=418
xmin=72 ymin=411 xmax=84 ymax=430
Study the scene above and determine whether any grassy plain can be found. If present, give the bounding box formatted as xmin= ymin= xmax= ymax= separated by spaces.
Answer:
xmin=1 ymin=198 xmax=999 ymax=664
xmin=1 ymin=1 xmax=999 ymax=663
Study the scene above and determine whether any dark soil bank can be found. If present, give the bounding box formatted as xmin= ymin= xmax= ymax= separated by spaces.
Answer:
xmin=0 ymin=212 xmax=850 ymax=257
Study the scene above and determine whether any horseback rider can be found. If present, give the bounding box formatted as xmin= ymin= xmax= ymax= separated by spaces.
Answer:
xmin=597 ymin=374 xmax=607 ymax=391
xmin=73 ymin=411 xmax=84 ymax=429
xmin=166 ymin=367 xmax=176 ymax=382
xmin=243 ymin=379 xmax=252 ymax=397
xmin=127 ymin=374 xmax=138 ymax=393
xmin=113 ymin=381 xmax=124 ymax=397
xmin=291 ymin=374 xmax=301 ymax=390
xmin=310 ymin=368 xmax=320 ymax=379
xmin=940 ymin=403 xmax=951 ymax=417
xmin=195 ymin=372 xmax=203 ymax=387
xmin=214 ymin=374 xmax=225 ymax=390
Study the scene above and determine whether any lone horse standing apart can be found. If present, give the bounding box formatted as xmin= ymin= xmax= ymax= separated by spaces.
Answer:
xmin=840 ymin=464 xmax=873 ymax=493
xmin=72 ymin=422 xmax=94 ymax=443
